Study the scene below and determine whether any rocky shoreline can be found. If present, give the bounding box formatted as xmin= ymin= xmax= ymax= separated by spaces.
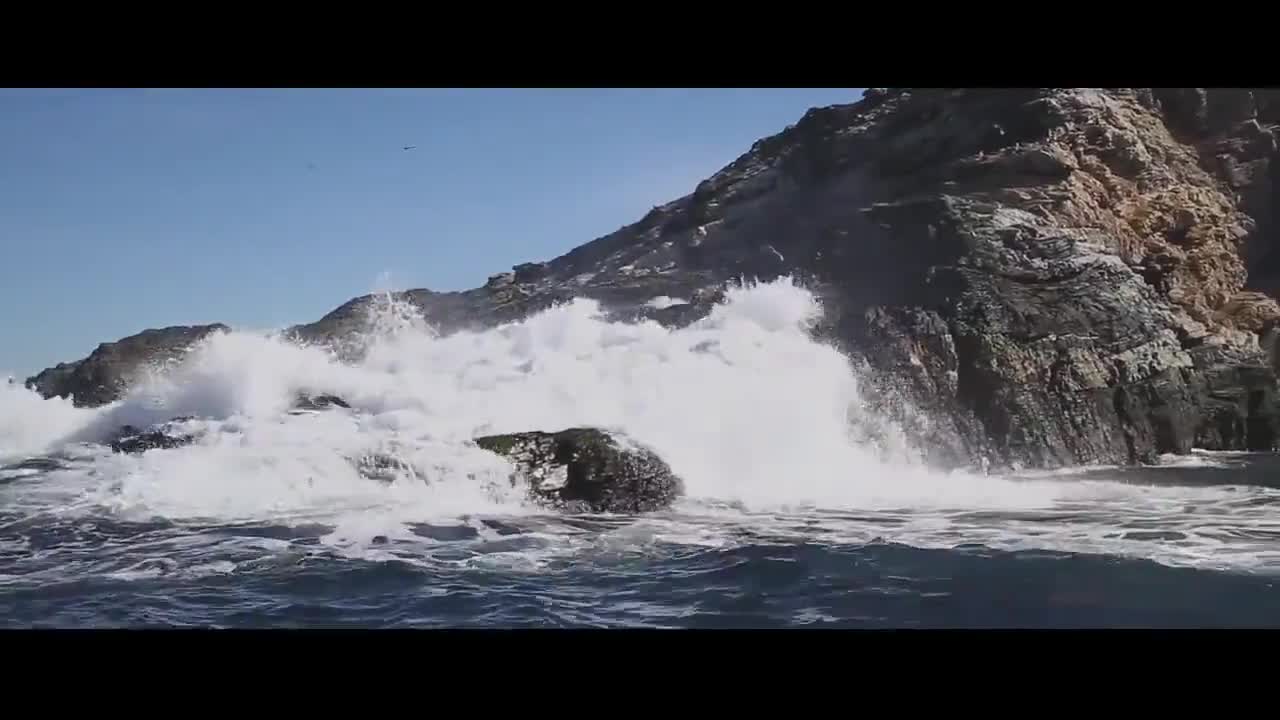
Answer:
xmin=24 ymin=88 xmax=1280 ymax=478
xmin=90 ymin=397 xmax=682 ymax=514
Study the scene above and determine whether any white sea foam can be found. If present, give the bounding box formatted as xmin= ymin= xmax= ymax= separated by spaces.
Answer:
xmin=645 ymin=296 xmax=687 ymax=309
xmin=0 ymin=380 xmax=97 ymax=460
xmin=2 ymin=278 xmax=1278 ymax=573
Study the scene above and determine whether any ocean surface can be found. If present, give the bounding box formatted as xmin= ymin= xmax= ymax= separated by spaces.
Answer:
xmin=3 ymin=280 xmax=1278 ymax=628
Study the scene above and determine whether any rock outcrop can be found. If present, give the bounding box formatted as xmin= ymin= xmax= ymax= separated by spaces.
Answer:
xmin=25 ymin=324 xmax=228 ymax=408
xmin=84 ymin=413 xmax=684 ymax=514
xmin=474 ymin=429 xmax=683 ymax=513
xmin=102 ymin=394 xmax=352 ymax=456
xmin=26 ymin=88 xmax=1280 ymax=471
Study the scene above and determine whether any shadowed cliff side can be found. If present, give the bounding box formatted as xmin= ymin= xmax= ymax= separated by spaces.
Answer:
xmin=27 ymin=88 xmax=1280 ymax=472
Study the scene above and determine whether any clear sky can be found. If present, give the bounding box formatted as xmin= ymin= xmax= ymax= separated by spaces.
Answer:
xmin=0 ymin=87 xmax=865 ymax=377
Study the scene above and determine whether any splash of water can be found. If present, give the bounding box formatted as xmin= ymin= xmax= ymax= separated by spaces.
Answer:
xmin=0 ymin=378 xmax=92 ymax=460
xmin=2 ymin=278 xmax=1278 ymax=573
xmin=0 ymin=279 xmax=989 ymax=513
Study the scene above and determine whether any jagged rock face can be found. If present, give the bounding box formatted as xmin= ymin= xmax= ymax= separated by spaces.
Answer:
xmin=25 ymin=88 xmax=1280 ymax=470
xmin=459 ymin=87 xmax=1277 ymax=470
xmin=25 ymin=324 xmax=228 ymax=408
xmin=474 ymin=429 xmax=683 ymax=513
xmin=817 ymin=88 xmax=1280 ymax=467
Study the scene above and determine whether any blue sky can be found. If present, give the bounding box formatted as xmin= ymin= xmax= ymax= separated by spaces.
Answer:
xmin=0 ymin=87 xmax=864 ymax=377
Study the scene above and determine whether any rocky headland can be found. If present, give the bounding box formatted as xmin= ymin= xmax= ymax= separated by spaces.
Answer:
xmin=25 ymin=88 xmax=1280 ymax=489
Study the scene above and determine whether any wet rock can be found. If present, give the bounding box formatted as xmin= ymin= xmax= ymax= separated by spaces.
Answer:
xmin=474 ymin=428 xmax=682 ymax=513
xmin=108 ymin=420 xmax=199 ymax=454
xmin=349 ymin=453 xmax=415 ymax=483
xmin=290 ymin=393 xmax=351 ymax=413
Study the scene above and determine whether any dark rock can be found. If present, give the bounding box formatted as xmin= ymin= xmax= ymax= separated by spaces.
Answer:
xmin=1186 ymin=346 xmax=1280 ymax=451
xmin=1205 ymin=89 xmax=1258 ymax=133
xmin=1154 ymin=88 xmax=1211 ymax=136
xmin=474 ymin=428 xmax=682 ymax=513
xmin=25 ymin=324 xmax=229 ymax=408
xmin=109 ymin=421 xmax=199 ymax=454
xmin=512 ymin=261 xmax=550 ymax=284
xmin=1258 ymin=90 xmax=1280 ymax=124
xmin=486 ymin=271 xmax=515 ymax=288
xmin=291 ymin=394 xmax=351 ymax=413
xmin=846 ymin=306 xmax=991 ymax=468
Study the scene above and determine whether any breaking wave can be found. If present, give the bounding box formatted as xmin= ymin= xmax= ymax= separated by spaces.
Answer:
xmin=2 ymin=278 xmax=1279 ymax=576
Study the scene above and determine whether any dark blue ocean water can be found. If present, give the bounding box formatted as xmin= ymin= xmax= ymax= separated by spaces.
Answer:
xmin=4 ymin=532 xmax=1278 ymax=628
xmin=3 ymin=454 xmax=1279 ymax=629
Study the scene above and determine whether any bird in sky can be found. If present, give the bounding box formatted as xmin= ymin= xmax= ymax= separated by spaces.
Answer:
xmin=402 ymin=145 xmax=417 ymax=150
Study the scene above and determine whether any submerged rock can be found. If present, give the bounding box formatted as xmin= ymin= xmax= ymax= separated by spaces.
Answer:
xmin=474 ymin=428 xmax=682 ymax=513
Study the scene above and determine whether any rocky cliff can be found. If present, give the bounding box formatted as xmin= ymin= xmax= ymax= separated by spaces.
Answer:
xmin=26 ymin=88 xmax=1280 ymax=472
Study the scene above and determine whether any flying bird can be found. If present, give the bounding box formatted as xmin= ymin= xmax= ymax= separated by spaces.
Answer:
xmin=402 ymin=145 xmax=417 ymax=150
